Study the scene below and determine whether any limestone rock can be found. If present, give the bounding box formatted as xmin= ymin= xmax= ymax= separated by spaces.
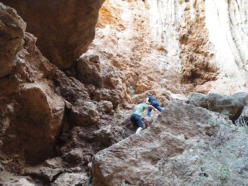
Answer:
xmin=52 ymin=172 xmax=90 ymax=186
xmin=62 ymin=148 xmax=86 ymax=166
xmin=188 ymin=92 xmax=248 ymax=121
xmin=3 ymin=83 xmax=65 ymax=164
xmin=2 ymin=0 xmax=105 ymax=69
xmin=0 ymin=171 xmax=36 ymax=186
xmin=77 ymin=54 xmax=102 ymax=87
xmin=235 ymin=105 xmax=248 ymax=126
xmin=0 ymin=23 xmax=66 ymax=164
xmin=52 ymin=70 xmax=90 ymax=104
xmin=0 ymin=3 xmax=26 ymax=77
xmin=93 ymin=88 xmax=123 ymax=109
xmin=98 ymin=100 xmax=113 ymax=114
xmin=70 ymin=101 xmax=100 ymax=126
xmin=93 ymin=101 xmax=248 ymax=185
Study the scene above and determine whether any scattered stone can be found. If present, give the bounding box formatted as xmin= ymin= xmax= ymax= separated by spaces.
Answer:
xmin=62 ymin=148 xmax=85 ymax=166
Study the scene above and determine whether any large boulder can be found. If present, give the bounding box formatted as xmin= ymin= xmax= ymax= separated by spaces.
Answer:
xmin=2 ymin=83 xmax=65 ymax=163
xmin=93 ymin=101 xmax=248 ymax=185
xmin=187 ymin=92 xmax=248 ymax=121
xmin=0 ymin=3 xmax=26 ymax=77
xmin=2 ymin=0 xmax=105 ymax=69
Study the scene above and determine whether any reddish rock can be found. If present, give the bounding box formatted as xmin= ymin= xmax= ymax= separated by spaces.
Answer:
xmin=77 ymin=54 xmax=102 ymax=87
xmin=0 ymin=22 xmax=65 ymax=164
xmin=2 ymin=0 xmax=105 ymax=69
xmin=0 ymin=3 xmax=26 ymax=77
xmin=3 ymin=83 xmax=65 ymax=164
xmin=70 ymin=101 xmax=100 ymax=126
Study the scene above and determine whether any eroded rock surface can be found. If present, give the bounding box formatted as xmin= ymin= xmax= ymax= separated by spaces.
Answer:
xmin=1 ymin=0 xmax=248 ymax=185
xmin=93 ymin=101 xmax=248 ymax=185
xmin=188 ymin=92 xmax=248 ymax=121
xmin=148 ymin=0 xmax=248 ymax=94
xmin=0 ymin=32 xmax=65 ymax=164
xmin=0 ymin=3 xmax=26 ymax=78
xmin=2 ymin=0 xmax=105 ymax=69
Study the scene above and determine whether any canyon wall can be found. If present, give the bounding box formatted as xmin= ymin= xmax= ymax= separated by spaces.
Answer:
xmin=147 ymin=0 xmax=248 ymax=93
xmin=85 ymin=0 xmax=248 ymax=102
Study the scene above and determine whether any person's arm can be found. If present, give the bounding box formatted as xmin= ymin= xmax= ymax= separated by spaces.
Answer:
xmin=143 ymin=103 xmax=153 ymax=111
xmin=146 ymin=97 xmax=149 ymax=104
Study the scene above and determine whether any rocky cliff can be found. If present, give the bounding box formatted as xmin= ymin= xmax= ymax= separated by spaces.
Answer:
xmin=1 ymin=0 xmax=105 ymax=69
xmin=0 ymin=0 xmax=248 ymax=185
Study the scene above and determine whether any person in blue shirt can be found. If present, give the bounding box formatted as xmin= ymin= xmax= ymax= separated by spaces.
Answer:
xmin=147 ymin=93 xmax=162 ymax=117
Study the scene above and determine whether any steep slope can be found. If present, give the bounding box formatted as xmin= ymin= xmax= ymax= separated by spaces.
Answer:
xmin=93 ymin=100 xmax=248 ymax=185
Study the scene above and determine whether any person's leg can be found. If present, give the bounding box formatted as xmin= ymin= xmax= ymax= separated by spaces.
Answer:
xmin=131 ymin=114 xmax=143 ymax=127
xmin=147 ymin=107 xmax=152 ymax=117
xmin=136 ymin=117 xmax=144 ymax=128
xmin=135 ymin=115 xmax=144 ymax=135
xmin=154 ymin=103 xmax=162 ymax=112
xmin=130 ymin=114 xmax=137 ymax=125
xmin=151 ymin=101 xmax=162 ymax=112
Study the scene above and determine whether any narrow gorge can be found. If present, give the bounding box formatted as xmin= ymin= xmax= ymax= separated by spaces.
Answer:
xmin=0 ymin=0 xmax=248 ymax=185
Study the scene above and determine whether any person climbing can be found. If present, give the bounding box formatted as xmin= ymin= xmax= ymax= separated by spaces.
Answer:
xmin=130 ymin=101 xmax=152 ymax=135
xmin=147 ymin=93 xmax=162 ymax=117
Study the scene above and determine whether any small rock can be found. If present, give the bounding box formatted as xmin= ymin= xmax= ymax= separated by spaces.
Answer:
xmin=53 ymin=172 xmax=90 ymax=186
xmin=98 ymin=100 xmax=113 ymax=113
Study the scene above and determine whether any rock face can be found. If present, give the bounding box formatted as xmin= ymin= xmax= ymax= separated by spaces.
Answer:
xmin=147 ymin=0 xmax=248 ymax=93
xmin=93 ymin=101 xmax=248 ymax=185
xmin=0 ymin=0 xmax=128 ymax=171
xmin=0 ymin=32 xmax=65 ymax=164
xmin=1 ymin=0 xmax=105 ymax=69
xmin=0 ymin=3 xmax=26 ymax=77
xmin=188 ymin=92 xmax=248 ymax=121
